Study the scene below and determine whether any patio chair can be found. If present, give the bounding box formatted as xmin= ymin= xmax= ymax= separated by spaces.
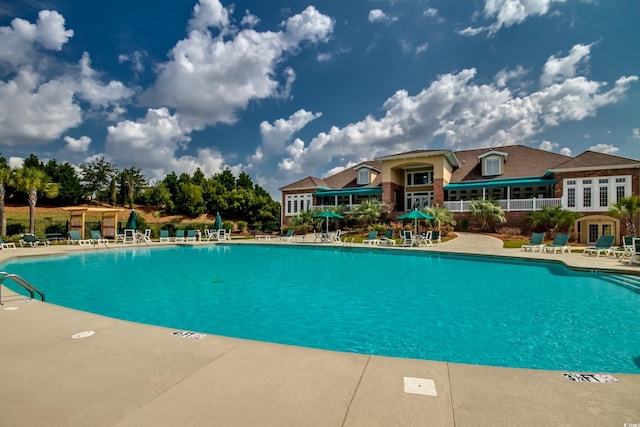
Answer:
xmin=280 ymin=229 xmax=295 ymax=242
xmin=542 ymin=233 xmax=571 ymax=254
xmin=628 ymin=238 xmax=640 ymax=265
xmin=362 ymin=230 xmax=379 ymax=245
xmin=582 ymin=235 xmax=615 ymax=257
xmin=0 ymin=237 xmax=16 ymax=249
xmin=425 ymin=230 xmax=441 ymax=247
xmin=185 ymin=230 xmax=197 ymax=242
xmin=90 ymin=230 xmax=109 ymax=247
xmin=137 ymin=229 xmax=152 ymax=245
xmin=401 ymin=230 xmax=417 ymax=247
xmin=608 ymin=235 xmax=634 ymax=261
xmin=19 ymin=234 xmax=48 ymax=247
xmin=174 ymin=230 xmax=186 ymax=242
xmin=68 ymin=231 xmax=92 ymax=245
xmin=521 ymin=232 xmax=545 ymax=252
xmin=159 ymin=229 xmax=170 ymax=242
xmin=378 ymin=229 xmax=395 ymax=246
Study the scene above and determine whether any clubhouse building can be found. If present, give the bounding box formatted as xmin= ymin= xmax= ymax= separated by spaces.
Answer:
xmin=279 ymin=145 xmax=640 ymax=245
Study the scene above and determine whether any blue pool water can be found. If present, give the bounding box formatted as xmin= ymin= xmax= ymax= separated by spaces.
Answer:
xmin=3 ymin=244 xmax=640 ymax=373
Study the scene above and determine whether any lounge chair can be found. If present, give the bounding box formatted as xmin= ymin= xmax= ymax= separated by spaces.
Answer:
xmin=159 ymin=229 xmax=170 ymax=242
xmin=582 ymin=235 xmax=615 ymax=257
xmin=90 ymin=230 xmax=109 ymax=246
xmin=280 ymin=229 xmax=295 ymax=242
xmin=362 ymin=230 xmax=379 ymax=245
xmin=542 ymin=233 xmax=571 ymax=254
xmin=174 ymin=230 xmax=185 ymax=242
xmin=68 ymin=230 xmax=92 ymax=245
xmin=137 ymin=229 xmax=152 ymax=244
xmin=0 ymin=237 xmax=16 ymax=249
xmin=185 ymin=230 xmax=197 ymax=242
xmin=377 ymin=229 xmax=395 ymax=246
xmin=521 ymin=232 xmax=545 ymax=252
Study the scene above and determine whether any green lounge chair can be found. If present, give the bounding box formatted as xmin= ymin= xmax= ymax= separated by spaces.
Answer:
xmin=186 ymin=230 xmax=197 ymax=242
xmin=521 ymin=232 xmax=545 ymax=252
xmin=582 ymin=235 xmax=615 ymax=257
xmin=90 ymin=230 xmax=109 ymax=245
xmin=0 ymin=237 xmax=16 ymax=249
xmin=174 ymin=230 xmax=186 ymax=242
xmin=542 ymin=233 xmax=571 ymax=254
xmin=68 ymin=230 xmax=92 ymax=245
xmin=19 ymin=234 xmax=49 ymax=247
xmin=159 ymin=229 xmax=170 ymax=242
xmin=280 ymin=229 xmax=295 ymax=242
xmin=362 ymin=230 xmax=379 ymax=245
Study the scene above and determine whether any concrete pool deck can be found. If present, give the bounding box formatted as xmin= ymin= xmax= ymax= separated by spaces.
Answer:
xmin=1 ymin=234 xmax=639 ymax=426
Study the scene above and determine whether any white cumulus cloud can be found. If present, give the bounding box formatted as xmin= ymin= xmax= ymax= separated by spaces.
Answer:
xmin=64 ymin=135 xmax=91 ymax=152
xmin=540 ymin=43 xmax=592 ymax=87
xmin=588 ymin=143 xmax=619 ymax=154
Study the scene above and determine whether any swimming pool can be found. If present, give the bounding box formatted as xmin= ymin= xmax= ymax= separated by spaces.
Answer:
xmin=3 ymin=244 xmax=640 ymax=373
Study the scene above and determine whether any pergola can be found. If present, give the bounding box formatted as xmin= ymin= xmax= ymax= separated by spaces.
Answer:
xmin=62 ymin=207 xmax=124 ymax=239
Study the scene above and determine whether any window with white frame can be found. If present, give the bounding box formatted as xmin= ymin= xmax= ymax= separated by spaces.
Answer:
xmin=563 ymin=175 xmax=631 ymax=211
xmin=357 ymin=168 xmax=370 ymax=185
xmin=284 ymin=193 xmax=312 ymax=216
xmin=484 ymin=156 xmax=501 ymax=176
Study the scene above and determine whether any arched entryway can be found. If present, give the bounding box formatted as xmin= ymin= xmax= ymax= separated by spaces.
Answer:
xmin=574 ymin=214 xmax=620 ymax=245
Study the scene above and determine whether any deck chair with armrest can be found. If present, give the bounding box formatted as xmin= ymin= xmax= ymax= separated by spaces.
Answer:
xmin=521 ymin=232 xmax=545 ymax=252
xmin=19 ymin=234 xmax=48 ymax=247
xmin=542 ymin=233 xmax=571 ymax=254
xmin=401 ymin=230 xmax=418 ymax=247
xmin=628 ymin=238 xmax=640 ymax=265
xmin=582 ymin=235 xmax=615 ymax=257
xmin=608 ymin=235 xmax=634 ymax=261
xmin=424 ymin=230 xmax=441 ymax=247
xmin=378 ymin=229 xmax=395 ymax=246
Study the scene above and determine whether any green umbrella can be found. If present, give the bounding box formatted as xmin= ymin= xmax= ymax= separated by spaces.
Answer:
xmin=312 ymin=211 xmax=344 ymax=233
xmin=214 ymin=212 xmax=223 ymax=230
xmin=125 ymin=210 xmax=138 ymax=230
xmin=397 ymin=209 xmax=434 ymax=235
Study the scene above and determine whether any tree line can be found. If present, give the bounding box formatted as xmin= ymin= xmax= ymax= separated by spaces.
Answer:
xmin=0 ymin=154 xmax=281 ymax=235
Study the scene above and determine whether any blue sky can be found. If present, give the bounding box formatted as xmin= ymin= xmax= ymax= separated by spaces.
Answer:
xmin=1 ymin=0 xmax=638 ymax=198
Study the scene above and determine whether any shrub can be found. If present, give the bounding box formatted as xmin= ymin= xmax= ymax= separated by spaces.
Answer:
xmin=236 ymin=220 xmax=247 ymax=232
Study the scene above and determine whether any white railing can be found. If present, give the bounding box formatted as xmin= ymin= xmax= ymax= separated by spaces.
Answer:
xmin=444 ymin=198 xmax=563 ymax=212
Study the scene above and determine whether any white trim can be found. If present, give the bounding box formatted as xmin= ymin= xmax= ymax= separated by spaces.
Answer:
xmin=551 ymin=164 xmax=640 ymax=173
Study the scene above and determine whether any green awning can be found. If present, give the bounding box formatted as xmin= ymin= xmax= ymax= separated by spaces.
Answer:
xmin=313 ymin=187 xmax=382 ymax=197
xmin=444 ymin=178 xmax=556 ymax=191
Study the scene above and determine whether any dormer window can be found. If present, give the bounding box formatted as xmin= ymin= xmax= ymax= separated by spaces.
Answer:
xmin=357 ymin=168 xmax=370 ymax=185
xmin=485 ymin=156 xmax=501 ymax=175
xmin=478 ymin=150 xmax=507 ymax=176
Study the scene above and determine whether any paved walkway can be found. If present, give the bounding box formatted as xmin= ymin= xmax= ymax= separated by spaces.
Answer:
xmin=1 ymin=236 xmax=639 ymax=426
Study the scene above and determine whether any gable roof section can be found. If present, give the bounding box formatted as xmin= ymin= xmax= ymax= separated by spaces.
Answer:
xmin=450 ymin=145 xmax=570 ymax=183
xmin=375 ymin=149 xmax=459 ymax=167
xmin=551 ymin=151 xmax=640 ymax=171
xmin=323 ymin=160 xmax=382 ymax=189
xmin=278 ymin=176 xmax=328 ymax=191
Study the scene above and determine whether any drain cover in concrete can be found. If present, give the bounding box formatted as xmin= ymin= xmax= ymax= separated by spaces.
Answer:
xmin=71 ymin=331 xmax=95 ymax=339
xmin=172 ymin=330 xmax=206 ymax=339
xmin=404 ymin=377 xmax=437 ymax=396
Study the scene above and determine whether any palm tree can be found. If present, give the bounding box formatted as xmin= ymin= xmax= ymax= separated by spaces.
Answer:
xmin=469 ymin=199 xmax=506 ymax=232
xmin=608 ymin=196 xmax=640 ymax=236
xmin=14 ymin=167 xmax=60 ymax=234
xmin=525 ymin=205 xmax=580 ymax=237
xmin=0 ymin=162 xmax=14 ymax=236
xmin=423 ymin=206 xmax=456 ymax=230
xmin=349 ymin=198 xmax=388 ymax=228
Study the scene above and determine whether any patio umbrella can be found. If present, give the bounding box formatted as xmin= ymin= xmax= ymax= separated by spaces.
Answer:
xmin=125 ymin=210 xmax=138 ymax=230
xmin=312 ymin=211 xmax=344 ymax=233
xmin=397 ymin=209 xmax=434 ymax=235
xmin=214 ymin=212 xmax=223 ymax=230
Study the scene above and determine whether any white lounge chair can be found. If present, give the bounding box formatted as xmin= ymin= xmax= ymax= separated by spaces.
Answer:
xmin=541 ymin=233 xmax=571 ymax=254
xmin=582 ymin=235 xmax=615 ymax=257
xmin=362 ymin=231 xmax=379 ymax=245
xmin=521 ymin=232 xmax=545 ymax=252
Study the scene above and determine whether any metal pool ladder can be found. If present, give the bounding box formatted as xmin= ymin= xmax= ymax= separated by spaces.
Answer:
xmin=0 ymin=272 xmax=45 ymax=303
